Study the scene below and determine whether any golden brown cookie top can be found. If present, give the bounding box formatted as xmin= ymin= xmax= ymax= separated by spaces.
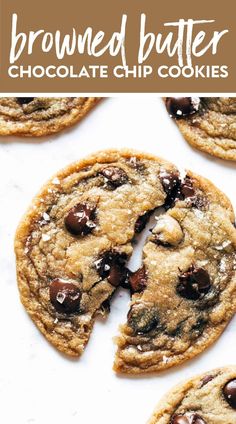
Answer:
xmin=148 ymin=366 xmax=236 ymax=423
xmin=164 ymin=97 xmax=236 ymax=161
xmin=0 ymin=97 xmax=100 ymax=136
xmin=15 ymin=150 xmax=236 ymax=372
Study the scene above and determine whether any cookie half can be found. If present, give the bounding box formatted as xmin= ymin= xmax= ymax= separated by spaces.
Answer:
xmin=164 ymin=97 xmax=236 ymax=161
xmin=148 ymin=366 xmax=236 ymax=423
xmin=113 ymin=157 xmax=236 ymax=373
xmin=15 ymin=150 xmax=236 ymax=366
xmin=0 ymin=97 xmax=100 ymax=137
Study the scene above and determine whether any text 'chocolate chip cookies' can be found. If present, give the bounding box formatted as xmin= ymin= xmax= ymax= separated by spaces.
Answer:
xmin=0 ymin=97 xmax=100 ymax=137
xmin=15 ymin=150 xmax=236 ymax=373
xmin=148 ymin=366 xmax=236 ymax=423
xmin=165 ymin=97 xmax=236 ymax=161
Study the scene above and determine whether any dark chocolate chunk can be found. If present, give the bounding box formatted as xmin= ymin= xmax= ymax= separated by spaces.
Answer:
xmin=160 ymin=171 xmax=182 ymax=209
xmin=100 ymin=298 xmax=111 ymax=313
xmin=223 ymin=379 xmax=236 ymax=409
xmin=95 ymin=251 xmax=128 ymax=287
xmin=100 ymin=166 xmax=128 ymax=188
xmin=65 ymin=203 xmax=96 ymax=236
xmin=160 ymin=172 xmax=197 ymax=209
xmin=181 ymin=176 xmax=195 ymax=198
xmin=129 ymin=266 xmax=147 ymax=293
xmin=135 ymin=211 xmax=152 ymax=233
xmin=166 ymin=97 xmax=199 ymax=119
xmin=177 ymin=266 xmax=211 ymax=300
xmin=17 ymin=97 xmax=35 ymax=105
xmin=49 ymin=278 xmax=81 ymax=313
xmin=171 ymin=414 xmax=205 ymax=424
xmin=128 ymin=304 xmax=159 ymax=334
xmin=128 ymin=156 xmax=145 ymax=171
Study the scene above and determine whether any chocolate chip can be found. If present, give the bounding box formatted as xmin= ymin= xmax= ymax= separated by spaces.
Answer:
xmin=160 ymin=172 xmax=196 ymax=209
xmin=135 ymin=211 xmax=152 ymax=233
xmin=200 ymin=375 xmax=214 ymax=387
xmin=95 ymin=251 xmax=128 ymax=287
xmin=119 ymin=268 xmax=131 ymax=289
xmin=129 ymin=266 xmax=147 ymax=293
xmin=171 ymin=414 xmax=205 ymax=424
xmin=101 ymin=298 xmax=111 ymax=313
xmin=49 ymin=278 xmax=81 ymax=313
xmin=160 ymin=171 xmax=181 ymax=197
xmin=191 ymin=317 xmax=207 ymax=338
xmin=223 ymin=379 xmax=236 ymax=409
xmin=160 ymin=171 xmax=182 ymax=208
xmin=166 ymin=97 xmax=200 ymax=119
xmin=64 ymin=203 xmax=96 ymax=236
xmin=181 ymin=177 xmax=195 ymax=198
xmin=100 ymin=166 xmax=128 ymax=188
xmin=128 ymin=157 xmax=145 ymax=171
xmin=189 ymin=195 xmax=207 ymax=210
xmin=171 ymin=415 xmax=190 ymax=424
xmin=17 ymin=97 xmax=35 ymax=105
xmin=108 ymin=263 xmax=126 ymax=287
xmin=128 ymin=304 xmax=158 ymax=334
xmin=177 ymin=266 xmax=211 ymax=300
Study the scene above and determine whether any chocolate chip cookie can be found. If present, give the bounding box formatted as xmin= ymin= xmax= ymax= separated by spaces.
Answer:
xmin=15 ymin=150 xmax=236 ymax=368
xmin=0 ymin=97 xmax=100 ymax=137
xmin=165 ymin=97 xmax=236 ymax=161
xmin=148 ymin=366 xmax=236 ymax=423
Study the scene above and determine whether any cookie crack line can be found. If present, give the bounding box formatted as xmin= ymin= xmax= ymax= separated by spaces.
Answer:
xmin=14 ymin=149 xmax=236 ymax=373
xmin=164 ymin=97 xmax=236 ymax=161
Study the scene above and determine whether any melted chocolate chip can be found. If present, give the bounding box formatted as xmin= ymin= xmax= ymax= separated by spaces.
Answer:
xmin=129 ymin=266 xmax=147 ymax=293
xmin=166 ymin=97 xmax=199 ymax=119
xmin=64 ymin=203 xmax=96 ymax=236
xmin=17 ymin=97 xmax=35 ymax=105
xmin=171 ymin=414 xmax=205 ymax=424
xmin=160 ymin=172 xmax=196 ymax=209
xmin=101 ymin=298 xmax=111 ymax=313
xmin=128 ymin=305 xmax=159 ymax=334
xmin=100 ymin=166 xmax=128 ymax=188
xmin=49 ymin=278 xmax=81 ymax=313
xmin=200 ymin=375 xmax=215 ymax=387
xmin=223 ymin=379 xmax=236 ymax=409
xmin=128 ymin=157 xmax=145 ymax=172
xmin=160 ymin=171 xmax=182 ymax=209
xmin=95 ymin=251 xmax=128 ymax=287
xmin=177 ymin=266 xmax=211 ymax=300
xmin=181 ymin=177 xmax=195 ymax=198
xmin=135 ymin=211 xmax=152 ymax=233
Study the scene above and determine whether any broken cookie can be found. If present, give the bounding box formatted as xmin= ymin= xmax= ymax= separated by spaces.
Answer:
xmin=15 ymin=150 xmax=236 ymax=372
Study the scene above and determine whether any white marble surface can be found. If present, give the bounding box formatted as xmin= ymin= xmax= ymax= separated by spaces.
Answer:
xmin=0 ymin=97 xmax=236 ymax=424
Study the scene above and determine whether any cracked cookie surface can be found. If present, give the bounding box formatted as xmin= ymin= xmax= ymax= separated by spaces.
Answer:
xmin=0 ymin=97 xmax=100 ymax=137
xmin=15 ymin=150 xmax=236 ymax=369
xmin=165 ymin=97 xmax=236 ymax=161
xmin=148 ymin=366 xmax=236 ymax=423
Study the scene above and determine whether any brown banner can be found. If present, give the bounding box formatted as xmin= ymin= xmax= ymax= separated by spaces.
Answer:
xmin=0 ymin=0 xmax=235 ymax=93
